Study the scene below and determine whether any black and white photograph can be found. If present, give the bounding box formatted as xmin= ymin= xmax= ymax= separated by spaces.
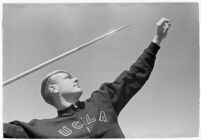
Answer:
xmin=2 ymin=2 xmax=199 ymax=138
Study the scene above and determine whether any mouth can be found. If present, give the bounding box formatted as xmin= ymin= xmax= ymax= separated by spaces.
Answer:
xmin=73 ymin=84 xmax=79 ymax=88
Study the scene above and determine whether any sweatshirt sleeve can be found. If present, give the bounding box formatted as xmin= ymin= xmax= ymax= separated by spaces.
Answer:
xmin=3 ymin=121 xmax=29 ymax=138
xmin=92 ymin=42 xmax=160 ymax=116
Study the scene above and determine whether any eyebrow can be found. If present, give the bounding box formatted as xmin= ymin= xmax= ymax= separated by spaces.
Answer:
xmin=65 ymin=73 xmax=73 ymax=79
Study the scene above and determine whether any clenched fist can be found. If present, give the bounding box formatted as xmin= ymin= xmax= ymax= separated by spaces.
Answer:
xmin=152 ymin=18 xmax=171 ymax=46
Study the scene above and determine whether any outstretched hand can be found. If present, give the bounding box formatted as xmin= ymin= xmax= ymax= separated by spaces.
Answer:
xmin=156 ymin=18 xmax=171 ymax=39
xmin=152 ymin=17 xmax=171 ymax=46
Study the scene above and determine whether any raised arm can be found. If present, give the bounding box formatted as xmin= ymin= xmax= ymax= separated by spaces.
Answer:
xmin=92 ymin=18 xmax=171 ymax=116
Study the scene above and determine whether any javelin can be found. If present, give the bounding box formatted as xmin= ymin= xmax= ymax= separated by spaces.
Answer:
xmin=3 ymin=24 xmax=132 ymax=87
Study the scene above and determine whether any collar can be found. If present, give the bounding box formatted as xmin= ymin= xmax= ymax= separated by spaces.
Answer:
xmin=57 ymin=101 xmax=85 ymax=117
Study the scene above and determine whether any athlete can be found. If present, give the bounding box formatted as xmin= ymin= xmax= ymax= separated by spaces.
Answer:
xmin=3 ymin=18 xmax=171 ymax=138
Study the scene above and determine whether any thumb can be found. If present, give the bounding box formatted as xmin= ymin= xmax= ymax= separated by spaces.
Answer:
xmin=164 ymin=23 xmax=171 ymax=34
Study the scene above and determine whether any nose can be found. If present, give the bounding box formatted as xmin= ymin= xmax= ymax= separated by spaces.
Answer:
xmin=73 ymin=78 xmax=78 ymax=83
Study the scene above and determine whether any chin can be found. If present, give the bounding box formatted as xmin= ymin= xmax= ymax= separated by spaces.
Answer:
xmin=74 ymin=88 xmax=83 ymax=95
xmin=75 ymin=88 xmax=83 ymax=94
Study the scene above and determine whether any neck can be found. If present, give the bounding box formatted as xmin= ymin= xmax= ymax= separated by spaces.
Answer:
xmin=54 ymin=96 xmax=78 ymax=111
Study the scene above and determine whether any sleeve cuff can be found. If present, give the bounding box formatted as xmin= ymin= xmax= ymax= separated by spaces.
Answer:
xmin=148 ymin=42 xmax=160 ymax=56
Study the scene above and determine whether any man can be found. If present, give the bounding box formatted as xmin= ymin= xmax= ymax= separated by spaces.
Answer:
xmin=3 ymin=18 xmax=171 ymax=138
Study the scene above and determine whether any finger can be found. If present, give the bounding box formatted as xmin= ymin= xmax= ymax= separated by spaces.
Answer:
xmin=164 ymin=23 xmax=171 ymax=33
xmin=160 ymin=20 xmax=170 ymax=27
xmin=164 ymin=22 xmax=171 ymax=31
xmin=162 ymin=22 xmax=171 ymax=34
xmin=164 ymin=28 xmax=169 ymax=35
xmin=167 ymin=22 xmax=171 ymax=27
xmin=157 ymin=18 xmax=170 ymax=26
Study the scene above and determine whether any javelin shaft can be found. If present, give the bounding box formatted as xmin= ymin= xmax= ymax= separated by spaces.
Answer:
xmin=3 ymin=24 xmax=132 ymax=87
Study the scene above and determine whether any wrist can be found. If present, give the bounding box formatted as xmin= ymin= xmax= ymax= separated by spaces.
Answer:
xmin=152 ymin=35 xmax=163 ymax=46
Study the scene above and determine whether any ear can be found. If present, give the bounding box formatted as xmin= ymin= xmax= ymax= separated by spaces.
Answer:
xmin=48 ymin=85 xmax=59 ymax=94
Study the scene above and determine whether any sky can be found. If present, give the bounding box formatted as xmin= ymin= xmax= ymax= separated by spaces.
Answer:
xmin=2 ymin=3 xmax=199 ymax=138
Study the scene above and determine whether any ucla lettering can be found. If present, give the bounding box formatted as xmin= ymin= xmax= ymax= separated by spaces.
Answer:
xmin=99 ymin=110 xmax=108 ymax=122
xmin=58 ymin=126 xmax=72 ymax=136
xmin=72 ymin=121 xmax=83 ymax=129
xmin=58 ymin=110 xmax=108 ymax=136
xmin=86 ymin=114 xmax=96 ymax=124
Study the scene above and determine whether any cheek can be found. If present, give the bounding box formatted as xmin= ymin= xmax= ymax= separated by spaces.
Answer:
xmin=60 ymin=82 xmax=74 ymax=91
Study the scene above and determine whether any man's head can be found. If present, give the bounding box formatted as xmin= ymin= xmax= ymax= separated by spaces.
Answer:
xmin=41 ymin=70 xmax=83 ymax=107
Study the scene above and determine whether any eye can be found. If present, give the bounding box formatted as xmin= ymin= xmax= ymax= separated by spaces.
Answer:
xmin=64 ymin=76 xmax=69 ymax=79
xmin=68 ymin=75 xmax=73 ymax=79
xmin=64 ymin=75 xmax=72 ymax=79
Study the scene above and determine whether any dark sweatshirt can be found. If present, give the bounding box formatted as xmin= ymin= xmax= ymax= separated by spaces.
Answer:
xmin=3 ymin=42 xmax=160 ymax=138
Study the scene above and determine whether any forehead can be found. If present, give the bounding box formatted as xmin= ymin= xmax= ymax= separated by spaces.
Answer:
xmin=52 ymin=72 xmax=72 ymax=80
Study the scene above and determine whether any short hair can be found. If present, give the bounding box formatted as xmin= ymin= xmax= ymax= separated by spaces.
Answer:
xmin=41 ymin=70 xmax=69 ymax=105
